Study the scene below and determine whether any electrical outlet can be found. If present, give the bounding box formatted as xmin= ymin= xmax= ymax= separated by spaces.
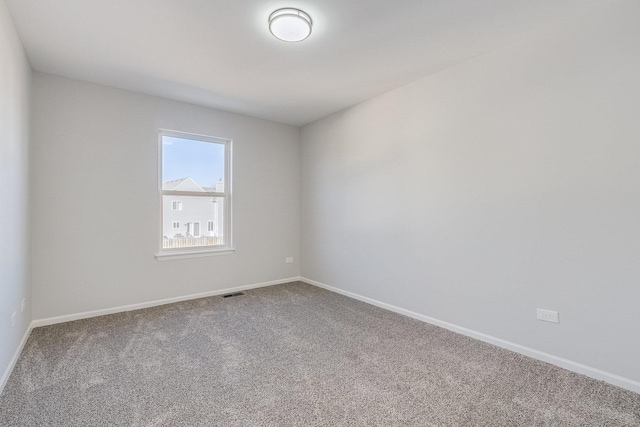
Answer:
xmin=21 ymin=298 xmax=25 ymax=313
xmin=12 ymin=311 xmax=16 ymax=327
xmin=537 ymin=308 xmax=559 ymax=324
xmin=285 ymin=257 xmax=294 ymax=264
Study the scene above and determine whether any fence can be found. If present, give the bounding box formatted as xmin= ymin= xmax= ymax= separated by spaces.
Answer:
xmin=163 ymin=235 xmax=225 ymax=249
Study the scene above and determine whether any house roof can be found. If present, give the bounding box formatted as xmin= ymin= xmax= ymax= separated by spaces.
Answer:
xmin=162 ymin=177 xmax=205 ymax=192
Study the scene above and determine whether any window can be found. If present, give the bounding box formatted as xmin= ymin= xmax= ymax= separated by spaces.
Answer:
xmin=159 ymin=130 xmax=232 ymax=256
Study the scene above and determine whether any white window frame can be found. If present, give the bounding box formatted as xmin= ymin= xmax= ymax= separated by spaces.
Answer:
xmin=188 ymin=221 xmax=201 ymax=238
xmin=172 ymin=221 xmax=180 ymax=229
xmin=207 ymin=220 xmax=214 ymax=232
xmin=172 ymin=201 xmax=182 ymax=211
xmin=156 ymin=129 xmax=233 ymax=260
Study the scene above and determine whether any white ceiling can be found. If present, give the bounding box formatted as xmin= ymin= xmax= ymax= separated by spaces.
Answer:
xmin=6 ymin=0 xmax=598 ymax=126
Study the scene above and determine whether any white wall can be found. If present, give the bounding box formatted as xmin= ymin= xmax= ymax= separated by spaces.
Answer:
xmin=301 ymin=1 xmax=640 ymax=384
xmin=30 ymin=73 xmax=300 ymax=320
xmin=0 ymin=0 xmax=31 ymax=389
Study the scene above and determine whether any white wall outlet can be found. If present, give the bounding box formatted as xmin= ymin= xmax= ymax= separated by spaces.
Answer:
xmin=285 ymin=257 xmax=294 ymax=264
xmin=537 ymin=308 xmax=559 ymax=324
xmin=12 ymin=311 xmax=17 ymax=327
xmin=21 ymin=298 xmax=26 ymax=312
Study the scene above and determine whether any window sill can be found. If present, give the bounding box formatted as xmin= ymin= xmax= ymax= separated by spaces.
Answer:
xmin=155 ymin=247 xmax=235 ymax=261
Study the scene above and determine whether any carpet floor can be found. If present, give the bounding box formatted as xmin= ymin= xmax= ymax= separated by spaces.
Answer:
xmin=1 ymin=281 xmax=638 ymax=426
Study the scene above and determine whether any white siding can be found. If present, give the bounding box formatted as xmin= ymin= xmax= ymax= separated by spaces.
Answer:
xmin=162 ymin=194 xmax=224 ymax=238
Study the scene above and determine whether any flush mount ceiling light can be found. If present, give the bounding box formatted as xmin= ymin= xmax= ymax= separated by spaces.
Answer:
xmin=269 ymin=8 xmax=312 ymax=42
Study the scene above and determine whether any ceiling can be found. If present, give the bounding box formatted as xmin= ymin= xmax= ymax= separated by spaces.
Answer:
xmin=6 ymin=0 xmax=598 ymax=126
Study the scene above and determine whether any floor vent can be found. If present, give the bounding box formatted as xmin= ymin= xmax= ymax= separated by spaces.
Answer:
xmin=222 ymin=292 xmax=245 ymax=298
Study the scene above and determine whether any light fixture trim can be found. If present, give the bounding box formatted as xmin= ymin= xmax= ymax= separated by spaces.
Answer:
xmin=268 ymin=8 xmax=313 ymax=42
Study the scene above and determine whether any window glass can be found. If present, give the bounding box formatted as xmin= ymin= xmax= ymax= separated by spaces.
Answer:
xmin=160 ymin=131 xmax=231 ymax=252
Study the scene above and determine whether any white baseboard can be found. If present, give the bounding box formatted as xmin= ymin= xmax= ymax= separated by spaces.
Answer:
xmin=0 ymin=322 xmax=33 ymax=395
xmin=32 ymin=277 xmax=302 ymax=328
xmin=301 ymin=277 xmax=640 ymax=395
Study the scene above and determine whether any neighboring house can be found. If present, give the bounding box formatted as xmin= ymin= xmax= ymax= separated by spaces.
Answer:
xmin=162 ymin=177 xmax=224 ymax=240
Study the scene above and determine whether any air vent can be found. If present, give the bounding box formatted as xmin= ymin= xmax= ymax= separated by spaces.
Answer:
xmin=222 ymin=292 xmax=245 ymax=298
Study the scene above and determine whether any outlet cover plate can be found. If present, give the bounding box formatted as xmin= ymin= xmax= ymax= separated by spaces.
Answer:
xmin=537 ymin=308 xmax=559 ymax=323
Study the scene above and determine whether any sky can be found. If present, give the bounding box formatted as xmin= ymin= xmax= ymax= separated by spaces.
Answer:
xmin=162 ymin=136 xmax=225 ymax=187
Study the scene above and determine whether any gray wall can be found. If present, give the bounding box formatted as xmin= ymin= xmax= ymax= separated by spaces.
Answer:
xmin=0 ymin=0 xmax=31 ymax=388
xmin=30 ymin=73 xmax=300 ymax=320
xmin=301 ymin=1 xmax=640 ymax=383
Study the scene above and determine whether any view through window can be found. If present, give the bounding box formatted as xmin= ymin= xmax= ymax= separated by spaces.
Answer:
xmin=160 ymin=130 xmax=231 ymax=251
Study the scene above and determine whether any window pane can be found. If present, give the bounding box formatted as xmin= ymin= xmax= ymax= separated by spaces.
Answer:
xmin=162 ymin=136 xmax=225 ymax=191
xmin=162 ymin=195 xmax=225 ymax=249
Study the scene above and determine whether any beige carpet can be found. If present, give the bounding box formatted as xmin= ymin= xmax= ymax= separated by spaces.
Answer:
xmin=1 ymin=281 xmax=638 ymax=426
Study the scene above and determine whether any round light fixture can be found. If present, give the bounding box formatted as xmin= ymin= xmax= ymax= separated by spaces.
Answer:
xmin=269 ymin=8 xmax=312 ymax=42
